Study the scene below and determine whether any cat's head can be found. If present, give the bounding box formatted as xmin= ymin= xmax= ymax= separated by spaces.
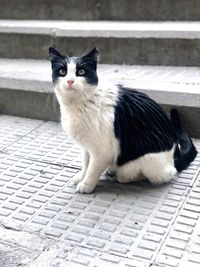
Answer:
xmin=49 ymin=47 xmax=99 ymax=103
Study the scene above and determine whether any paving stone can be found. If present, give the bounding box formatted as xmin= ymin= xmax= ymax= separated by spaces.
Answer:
xmin=0 ymin=115 xmax=42 ymax=151
xmin=4 ymin=121 xmax=82 ymax=168
xmin=155 ymin=171 xmax=200 ymax=267
xmin=0 ymin=115 xmax=199 ymax=266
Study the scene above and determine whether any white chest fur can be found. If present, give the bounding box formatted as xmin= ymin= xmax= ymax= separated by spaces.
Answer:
xmin=59 ymin=80 xmax=119 ymax=157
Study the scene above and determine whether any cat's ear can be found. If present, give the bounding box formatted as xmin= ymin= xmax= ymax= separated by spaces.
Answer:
xmin=49 ymin=47 xmax=64 ymax=61
xmin=83 ymin=47 xmax=99 ymax=62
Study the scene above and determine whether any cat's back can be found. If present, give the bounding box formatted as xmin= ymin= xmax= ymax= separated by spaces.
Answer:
xmin=114 ymin=86 xmax=177 ymax=165
xmin=114 ymin=86 xmax=174 ymax=136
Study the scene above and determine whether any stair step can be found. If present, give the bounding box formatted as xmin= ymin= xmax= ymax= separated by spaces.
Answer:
xmin=0 ymin=58 xmax=199 ymax=137
xmin=0 ymin=0 xmax=200 ymax=21
xmin=1 ymin=20 xmax=200 ymax=66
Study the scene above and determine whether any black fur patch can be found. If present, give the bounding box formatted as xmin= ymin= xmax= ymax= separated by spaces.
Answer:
xmin=114 ymin=86 xmax=177 ymax=166
xmin=49 ymin=47 xmax=68 ymax=83
xmin=75 ymin=56 xmax=98 ymax=85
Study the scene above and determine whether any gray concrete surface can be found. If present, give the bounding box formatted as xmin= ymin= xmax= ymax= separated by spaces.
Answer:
xmin=1 ymin=21 xmax=200 ymax=65
xmin=2 ymin=21 xmax=200 ymax=38
xmin=0 ymin=58 xmax=200 ymax=137
xmin=0 ymin=115 xmax=199 ymax=267
xmin=0 ymin=0 xmax=200 ymax=21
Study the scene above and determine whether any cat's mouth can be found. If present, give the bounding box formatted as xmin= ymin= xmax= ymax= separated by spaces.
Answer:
xmin=65 ymin=84 xmax=76 ymax=91
xmin=66 ymin=84 xmax=76 ymax=91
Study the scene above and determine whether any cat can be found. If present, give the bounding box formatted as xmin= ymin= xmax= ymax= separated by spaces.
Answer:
xmin=49 ymin=47 xmax=197 ymax=194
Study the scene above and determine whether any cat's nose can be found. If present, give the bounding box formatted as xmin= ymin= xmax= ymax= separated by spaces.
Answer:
xmin=67 ymin=79 xmax=74 ymax=86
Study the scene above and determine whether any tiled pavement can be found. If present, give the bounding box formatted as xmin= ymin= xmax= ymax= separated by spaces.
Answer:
xmin=0 ymin=115 xmax=200 ymax=267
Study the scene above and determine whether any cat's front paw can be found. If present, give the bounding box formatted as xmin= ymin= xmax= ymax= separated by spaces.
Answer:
xmin=76 ymin=181 xmax=95 ymax=194
xmin=71 ymin=172 xmax=84 ymax=185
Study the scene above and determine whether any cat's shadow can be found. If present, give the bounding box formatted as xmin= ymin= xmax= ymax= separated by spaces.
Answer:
xmin=95 ymin=175 xmax=167 ymax=195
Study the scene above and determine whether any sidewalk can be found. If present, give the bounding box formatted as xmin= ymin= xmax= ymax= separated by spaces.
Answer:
xmin=0 ymin=115 xmax=200 ymax=267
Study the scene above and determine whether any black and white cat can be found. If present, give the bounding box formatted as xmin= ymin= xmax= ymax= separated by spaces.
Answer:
xmin=49 ymin=47 xmax=197 ymax=193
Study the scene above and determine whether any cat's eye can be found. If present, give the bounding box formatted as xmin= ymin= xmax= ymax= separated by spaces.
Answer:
xmin=77 ymin=69 xmax=85 ymax=76
xmin=59 ymin=69 xmax=66 ymax=76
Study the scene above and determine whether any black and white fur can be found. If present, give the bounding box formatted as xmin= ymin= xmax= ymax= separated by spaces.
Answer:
xmin=49 ymin=47 xmax=197 ymax=193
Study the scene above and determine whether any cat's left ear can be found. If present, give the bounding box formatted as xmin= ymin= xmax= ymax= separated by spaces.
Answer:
xmin=83 ymin=47 xmax=99 ymax=62
xmin=49 ymin=47 xmax=64 ymax=61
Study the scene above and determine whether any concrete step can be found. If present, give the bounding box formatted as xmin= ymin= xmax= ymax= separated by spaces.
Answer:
xmin=0 ymin=0 xmax=200 ymax=21
xmin=0 ymin=58 xmax=199 ymax=137
xmin=1 ymin=20 xmax=200 ymax=66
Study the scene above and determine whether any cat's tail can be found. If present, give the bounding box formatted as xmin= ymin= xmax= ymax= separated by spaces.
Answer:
xmin=170 ymin=109 xmax=197 ymax=172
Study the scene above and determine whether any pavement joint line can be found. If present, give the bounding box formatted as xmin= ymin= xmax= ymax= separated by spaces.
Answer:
xmin=0 ymin=117 xmax=82 ymax=170
xmin=150 ymin=198 xmax=190 ymax=265
xmin=1 ymin=139 xmax=198 ymax=188
xmin=1 ymin=120 xmax=46 ymax=152
xmin=155 ymin=172 xmax=200 ymax=266
xmin=171 ymin=167 xmax=200 ymax=188
xmin=151 ymin=168 xmax=200 ymax=266
xmin=0 ymin=133 xmax=198 ymax=184
xmin=0 ymin=149 xmax=81 ymax=171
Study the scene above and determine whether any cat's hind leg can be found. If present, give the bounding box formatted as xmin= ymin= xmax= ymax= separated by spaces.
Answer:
xmin=143 ymin=164 xmax=177 ymax=184
xmin=142 ymin=152 xmax=177 ymax=184
xmin=116 ymin=161 xmax=144 ymax=183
